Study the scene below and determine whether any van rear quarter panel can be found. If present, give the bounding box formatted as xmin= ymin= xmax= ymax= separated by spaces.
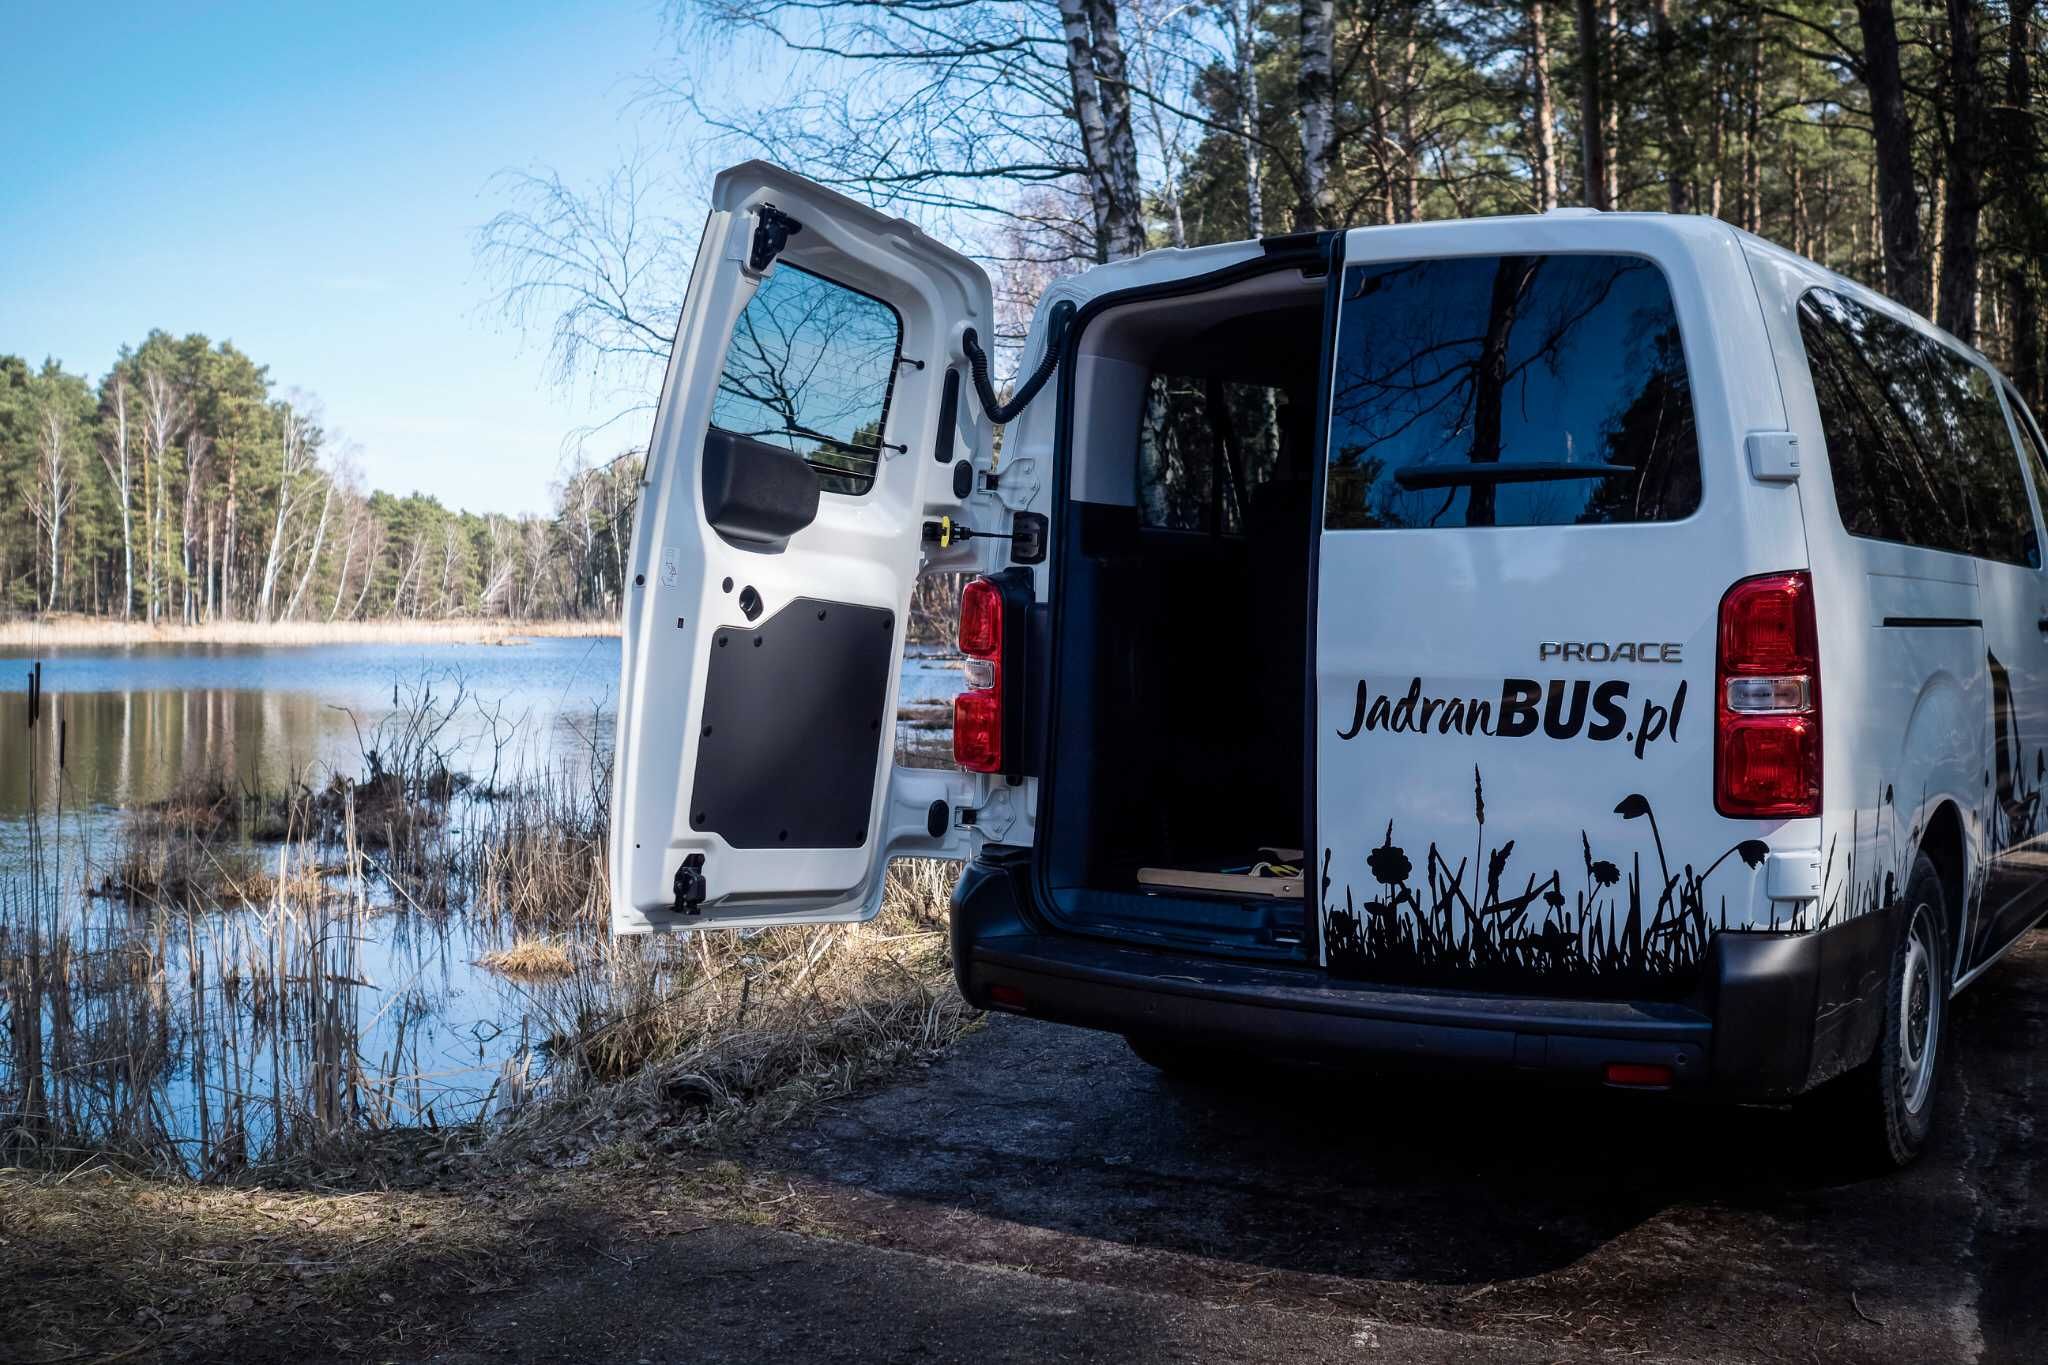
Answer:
xmin=1742 ymin=241 xmax=1991 ymax=973
xmin=1313 ymin=216 xmax=1812 ymax=998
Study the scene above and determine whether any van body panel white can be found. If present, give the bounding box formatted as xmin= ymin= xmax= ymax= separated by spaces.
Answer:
xmin=610 ymin=162 xmax=993 ymax=934
xmin=1743 ymin=233 xmax=2048 ymax=982
xmin=1314 ymin=216 xmax=1811 ymax=991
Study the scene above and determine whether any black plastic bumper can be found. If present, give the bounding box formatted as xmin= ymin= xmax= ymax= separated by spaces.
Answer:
xmin=951 ymin=849 xmax=1895 ymax=1099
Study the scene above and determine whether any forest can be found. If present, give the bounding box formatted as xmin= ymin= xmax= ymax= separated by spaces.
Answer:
xmin=12 ymin=1 xmax=2045 ymax=628
xmin=489 ymin=0 xmax=2047 ymax=426
xmin=0 ymin=335 xmax=639 ymax=623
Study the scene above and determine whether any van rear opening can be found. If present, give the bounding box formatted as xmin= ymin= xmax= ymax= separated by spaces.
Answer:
xmin=1038 ymin=264 xmax=1326 ymax=964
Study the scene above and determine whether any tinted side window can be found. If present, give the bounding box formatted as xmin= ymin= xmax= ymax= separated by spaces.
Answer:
xmin=2010 ymin=393 xmax=2048 ymax=569
xmin=1797 ymin=289 xmax=2033 ymax=564
xmin=1138 ymin=376 xmax=1288 ymax=533
xmin=1324 ymin=254 xmax=1700 ymax=530
xmin=708 ymin=264 xmax=902 ymax=496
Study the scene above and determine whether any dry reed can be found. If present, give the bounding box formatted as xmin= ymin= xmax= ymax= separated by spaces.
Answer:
xmin=478 ymin=938 xmax=577 ymax=978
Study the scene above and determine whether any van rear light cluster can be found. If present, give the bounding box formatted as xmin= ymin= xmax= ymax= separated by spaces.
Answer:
xmin=1715 ymin=571 xmax=1821 ymax=818
xmin=954 ymin=576 xmax=1006 ymax=773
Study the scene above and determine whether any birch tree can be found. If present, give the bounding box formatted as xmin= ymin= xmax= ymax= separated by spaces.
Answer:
xmin=98 ymin=371 xmax=135 ymax=617
xmin=1229 ymin=0 xmax=1266 ymax=236
xmin=1296 ymin=0 xmax=1336 ymax=228
xmin=138 ymin=367 xmax=187 ymax=624
xmin=31 ymin=399 xmax=76 ymax=611
xmin=257 ymin=401 xmax=315 ymax=621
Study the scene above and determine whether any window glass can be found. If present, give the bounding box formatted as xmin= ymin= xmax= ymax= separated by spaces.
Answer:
xmin=1323 ymin=254 xmax=1700 ymax=530
xmin=708 ymin=264 xmax=902 ymax=496
xmin=1797 ymin=289 xmax=2033 ymax=564
xmin=1138 ymin=376 xmax=1288 ymax=533
xmin=2009 ymin=393 xmax=2048 ymax=569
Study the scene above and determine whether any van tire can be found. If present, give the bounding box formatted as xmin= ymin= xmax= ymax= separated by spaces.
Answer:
xmin=1827 ymin=852 xmax=1951 ymax=1170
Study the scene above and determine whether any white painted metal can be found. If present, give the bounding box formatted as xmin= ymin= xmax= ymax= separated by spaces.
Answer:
xmin=1313 ymin=215 xmax=1806 ymax=977
xmin=611 ymin=162 xmax=993 ymax=934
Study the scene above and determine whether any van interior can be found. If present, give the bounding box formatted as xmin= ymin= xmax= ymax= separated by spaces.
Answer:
xmin=1040 ymin=264 xmax=1325 ymax=963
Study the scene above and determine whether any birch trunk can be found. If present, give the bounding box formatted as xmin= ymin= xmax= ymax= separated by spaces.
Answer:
xmin=1296 ymin=0 xmax=1335 ymax=229
xmin=257 ymin=405 xmax=309 ymax=621
xmin=1235 ymin=0 xmax=1264 ymax=236
xmin=1057 ymin=0 xmax=1146 ymax=261
xmin=97 ymin=375 xmax=135 ymax=619
xmin=36 ymin=406 xmax=73 ymax=612
xmin=1083 ymin=0 xmax=1147 ymax=258
xmin=284 ymin=477 xmax=334 ymax=621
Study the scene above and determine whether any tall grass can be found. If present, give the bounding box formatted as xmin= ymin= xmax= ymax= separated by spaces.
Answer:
xmin=1 ymin=665 xmax=970 ymax=1180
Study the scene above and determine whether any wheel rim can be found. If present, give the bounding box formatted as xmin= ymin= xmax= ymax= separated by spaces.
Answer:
xmin=1897 ymin=903 xmax=1942 ymax=1116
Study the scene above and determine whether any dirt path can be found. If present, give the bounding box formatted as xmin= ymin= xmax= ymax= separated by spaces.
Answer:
xmin=10 ymin=934 xmax=2042 ymax=1364
xmin=405 ymin=934 xmax=2048 ymax=1364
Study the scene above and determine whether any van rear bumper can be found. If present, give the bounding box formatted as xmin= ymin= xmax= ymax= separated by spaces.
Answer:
xmin=951 ymin=852 xmax=1893 ymax=1100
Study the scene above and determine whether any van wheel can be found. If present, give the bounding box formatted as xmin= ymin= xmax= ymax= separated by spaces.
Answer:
xmin=1829 ymin=852 xmax=1951 ymax=1169
xmin=1124 ymin=1033 xmax=1237 ymax=1081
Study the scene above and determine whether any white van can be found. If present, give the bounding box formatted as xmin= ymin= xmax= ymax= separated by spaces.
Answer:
xmin=612 ymin=161 xmax=2048 ymax=1166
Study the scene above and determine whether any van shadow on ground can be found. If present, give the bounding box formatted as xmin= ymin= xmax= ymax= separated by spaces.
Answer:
xmin=743 ymin=944 xmax=2047 ymax=1360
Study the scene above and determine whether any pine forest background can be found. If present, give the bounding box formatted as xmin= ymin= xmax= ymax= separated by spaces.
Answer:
xmin=9 ymin=0 xmax=2047 ymax=624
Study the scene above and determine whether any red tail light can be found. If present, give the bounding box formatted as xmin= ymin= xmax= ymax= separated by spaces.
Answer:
xmin=954 ymin=577 xmax=1005 ymax=773
xmin=1715 ymin=571 xmax=1821 ymax=818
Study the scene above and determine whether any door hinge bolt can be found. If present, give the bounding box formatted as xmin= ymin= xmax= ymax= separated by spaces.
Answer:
xmin=748 ymin=205 xmax=803 ymax=273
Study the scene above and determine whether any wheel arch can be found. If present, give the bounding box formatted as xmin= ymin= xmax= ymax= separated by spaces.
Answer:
xmin=1916 ymin=798 xmax=1969 ymax=981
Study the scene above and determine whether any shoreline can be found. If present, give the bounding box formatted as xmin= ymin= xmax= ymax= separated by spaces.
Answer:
xmin=0 ymin=617 xmax=620 ymax=650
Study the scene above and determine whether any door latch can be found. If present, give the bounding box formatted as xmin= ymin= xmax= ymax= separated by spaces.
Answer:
xmin=672 ymin=854 xmax=706 ymax=915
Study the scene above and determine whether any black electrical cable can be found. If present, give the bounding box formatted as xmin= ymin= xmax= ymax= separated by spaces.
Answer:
xmin=960 ymin=299 xmax=1077 ymax=424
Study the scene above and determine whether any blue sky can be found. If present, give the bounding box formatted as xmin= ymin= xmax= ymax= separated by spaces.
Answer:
xmin=1 ymin=1 xmax=705 ymax=515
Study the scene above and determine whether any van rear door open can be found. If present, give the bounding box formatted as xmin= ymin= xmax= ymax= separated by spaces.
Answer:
xmin=1312 ymin=218 xmax=1808 ymax=995
xmin=611 ymin=163 xmax=993 ymax=934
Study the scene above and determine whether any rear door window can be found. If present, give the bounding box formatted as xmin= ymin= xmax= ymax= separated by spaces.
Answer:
xmin=1797 ymin=288 xmax=2034 ymax=564
xmin=1323 ymin=253 xmax=1700 ymax=530
xmin=708 ymin=263 xmax=903 ymax=496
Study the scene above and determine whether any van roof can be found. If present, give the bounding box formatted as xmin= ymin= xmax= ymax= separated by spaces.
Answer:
xmin=1065 ymin=212 xmax=1994 ymax=379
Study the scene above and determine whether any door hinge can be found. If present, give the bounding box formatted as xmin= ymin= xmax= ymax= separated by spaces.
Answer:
xmin=748 ymin=205 xmax=804 ymax=273
xmin=672 ymin=854 xmax=706 ymax=915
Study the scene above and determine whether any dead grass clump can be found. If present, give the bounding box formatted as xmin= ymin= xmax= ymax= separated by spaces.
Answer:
xmin=479 ymin=938 xmax=577 ymax=978
xmin=495 ymin=858 xmax=971 ymax=1159
xmin=94 ymin=780 xmax=327 ymax=907
xmin=467 ymin=797 xmax=609 ymax=932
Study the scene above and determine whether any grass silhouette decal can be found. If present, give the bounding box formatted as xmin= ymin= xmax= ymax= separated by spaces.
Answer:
xmin=1323 ymin=766 xmax=1766 ymax=994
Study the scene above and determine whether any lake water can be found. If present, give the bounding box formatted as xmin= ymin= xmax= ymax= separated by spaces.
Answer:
xmin=0 ymin=636 xmax=962 ymax=1172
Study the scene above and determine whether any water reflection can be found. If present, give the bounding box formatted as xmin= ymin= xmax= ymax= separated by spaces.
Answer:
xmin=0 ymin=637 xmax=961 ymax=1175
xmin=0 ymin=688 xmax=358 ymax=814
